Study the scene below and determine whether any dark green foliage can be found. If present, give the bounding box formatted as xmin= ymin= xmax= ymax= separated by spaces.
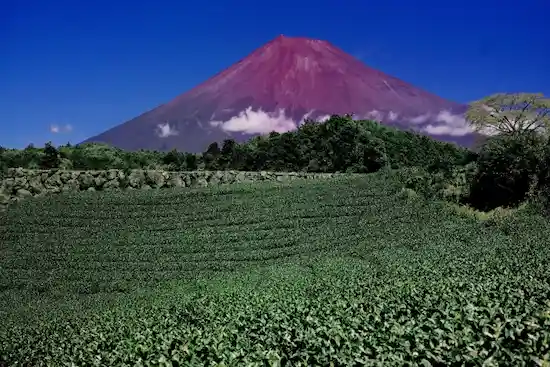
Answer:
xmin=468 ymin=132 xmax=546 ymax=211
xmin=162 ymin=148 xmax=183 ymax=168
xmin=70 ymin=143 xmax=128 ymax=170
xmin=0 ymin=146 xmax=7 ymax=179
xmin=185 ymin=153 xmax=198 ymax=170
xmin=388 ymin=128 xmax=550 ymax=216
xmin=203 ymin=142 xmax=221 ymax=170
xmin=530 ymin=140 xmax=550 ymax=217
xmin=1 ymin=174 xmax=549 ymax=365
xmin=39 ymin=142 xmax=60 ymax=169
xmin=218 ymin=139 xmax=238 ymax=170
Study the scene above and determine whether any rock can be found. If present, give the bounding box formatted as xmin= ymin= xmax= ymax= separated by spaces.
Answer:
xmin=209 ymin=174 xmax=221 ymax=186
xmin=44 ymin=172 xmax=62 ymax=189
xmin=0 ymin=168 xmax=349 ymax=211
xmin=276 ymin=173 xmax=290 ymax=182
xmin=220 ymin=171 xmax=236 ymax=184
xmin=0 ymin=192 xmax=9 ymax=204
xmin=183 ymin=174 xmax=192 ymax=187
xmin=106 ymin=169 xmax=118 ymax=181
xmin=16 ymin=188 xmax=32 ymax=198
xmin=50 ymin=186 xmax=62 ymax=194
xmin=78 ymin=173 xmax=95 ymax=189
xmin=3 ymin=178 xmax=15 ymax=192
xmin=145 ymin=170 xmax=165 ymax=188
xmin=13 ymin=176 xmax=29 ymax=190
xmin=235 ymin=172 xmax=247 ymax=183
xmin=65 ymin=179 xmax=80 ymax=191
xmin=128 ymin=170 xmax=145 ymax=188
xmin=93 ymin=176 xmax=106 ymax=188
xmin=168 ymin=174 xmax=186 ymax=188
xmin=13 ymin=167 xmax=26 ymax=177
xmin=28 ymin=176 xmax=44 ymax=194
xmin=60 ymin=171 xmax=72 ymax=183
xmin=103 ymin=179 xmax=120 ymax=190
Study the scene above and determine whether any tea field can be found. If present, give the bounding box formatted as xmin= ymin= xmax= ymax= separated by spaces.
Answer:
xmin=1 ymin=173 xmax=549 ymax=365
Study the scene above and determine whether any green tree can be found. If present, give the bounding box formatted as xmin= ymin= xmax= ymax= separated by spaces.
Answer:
xmin=185 ymin=153 xmax=198 ymax=171
xmin=40 ymin=142 xmax=61 ymax=169
xmin=465 ymin=93 xmax=550 ymax=137
xmin=219 ymin=139 xmax=237 ymax=169
xmin=163 ymin=149 xmax=184 ymax=170
xmin=203 ymin=142 xmax=221 ymax=170
xmin=468 ymin=132 xmax=546 ymax=211
xmin=71 ymin=143 xmax=126 ymax=170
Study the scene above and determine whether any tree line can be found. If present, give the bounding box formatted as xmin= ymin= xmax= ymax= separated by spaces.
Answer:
xmin=0 ymin=115 xmax=475 ymax=174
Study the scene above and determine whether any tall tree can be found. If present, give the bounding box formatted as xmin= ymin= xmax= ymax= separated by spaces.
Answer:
xmin=465 ymin=93 xmax=550 ymax=137
xmin=203 ymin=142 xmax=221 ymax=170
xmin=40 ymin=142 xmax=61 ymax=169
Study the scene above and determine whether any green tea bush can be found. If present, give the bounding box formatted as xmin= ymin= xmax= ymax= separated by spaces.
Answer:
xmin=1 ymin=173 xmax=549 ymax=365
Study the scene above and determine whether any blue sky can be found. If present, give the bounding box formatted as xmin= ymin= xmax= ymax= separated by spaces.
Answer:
xmin=2 ymin=0 xmax=549 ymax=148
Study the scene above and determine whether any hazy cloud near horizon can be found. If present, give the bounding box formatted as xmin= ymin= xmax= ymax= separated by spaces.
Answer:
xmin=366 ymin=109 xmax=475 ymax=137
xmin=49 ymin=124 xmax=73 ymax=134
xmin=421 ymin=110 xmax=474 ymax=137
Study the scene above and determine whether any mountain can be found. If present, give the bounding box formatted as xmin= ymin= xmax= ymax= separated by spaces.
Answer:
xmin=82 ymin=35 xmax=477 ymax=152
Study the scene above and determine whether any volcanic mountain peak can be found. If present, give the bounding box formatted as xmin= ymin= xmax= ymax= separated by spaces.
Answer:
xmin=82 ymin=35 xmax=475 ymax=152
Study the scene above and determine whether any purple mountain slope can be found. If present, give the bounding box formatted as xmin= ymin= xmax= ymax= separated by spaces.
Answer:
xmin=82 ymin=35 xmax=477 ymax=152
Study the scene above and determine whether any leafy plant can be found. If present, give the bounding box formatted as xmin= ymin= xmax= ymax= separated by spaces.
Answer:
xmin=1 ymin=173 xmax=549 ymax=365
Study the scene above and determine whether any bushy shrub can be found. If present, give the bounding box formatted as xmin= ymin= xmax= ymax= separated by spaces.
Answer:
xmin=467 ymin=132 xmax=546 ymax=211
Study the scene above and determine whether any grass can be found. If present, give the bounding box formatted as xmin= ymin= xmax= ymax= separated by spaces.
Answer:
xmin=1 ymin=173 xmax=549 ymax=365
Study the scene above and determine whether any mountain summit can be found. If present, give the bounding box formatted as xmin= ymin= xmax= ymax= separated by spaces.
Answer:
xmin=82 ymin=35 xmax=475 ymax=152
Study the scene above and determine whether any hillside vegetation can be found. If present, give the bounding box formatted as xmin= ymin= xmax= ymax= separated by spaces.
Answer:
xmin=0 ymin=116 xmax=475 ymax=173
xmin=1 ymin=173 xmax=549 ymax=365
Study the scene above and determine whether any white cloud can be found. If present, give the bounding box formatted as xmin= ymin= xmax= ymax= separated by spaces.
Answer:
xmin=365 ymin=110 xmax=383 ymax=121
xmin=418 ymin=110 xmax=472 ymax=137
xmin=410 ymin=114 xmax=431 ymax=124
xmin=315 ymin=114 xmax=332 ymax=122
xmin=209 ymin=107 xmax=297 ymax=134
xmin=422 ymin=124 xmax=472 ymax=136
xmin=209 ymin=108 xmax=335 ymax=135
xmin=299 ymin=110 xmax=316 ymax=124
xmin=387 ymin=111 xmax=399 ymax=121
xmin=49 ymin=124 xmax=72 ymax=134
xmin=156 ymin=122 xmax=178 ymax=138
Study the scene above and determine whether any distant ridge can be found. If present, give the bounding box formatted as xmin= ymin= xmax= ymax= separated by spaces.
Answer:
xmin=82 ymin=35 xmax=476 ymax=152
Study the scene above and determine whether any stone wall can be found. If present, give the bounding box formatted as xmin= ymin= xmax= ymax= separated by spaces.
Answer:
xmin=0 ymin=168 xmax=344 ymax=210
